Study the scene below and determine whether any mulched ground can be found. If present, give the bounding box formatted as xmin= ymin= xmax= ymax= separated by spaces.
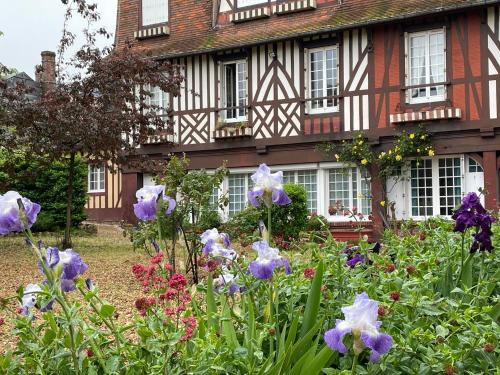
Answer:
xmin=0 ymin=225 xmax=150 ymax=352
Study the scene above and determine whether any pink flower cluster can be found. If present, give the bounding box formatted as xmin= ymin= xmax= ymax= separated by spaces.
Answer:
xmin=131 ymin=254 xmax=197 ymax=342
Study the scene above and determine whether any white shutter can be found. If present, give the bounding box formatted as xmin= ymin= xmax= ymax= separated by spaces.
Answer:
xmin=142 ymin=0 xmax=168 ymax=26
xmin=304 ymin=47 xmax=309 ymax=114
xmin=442 ymin=26 xmax=447 ymax=98
xmin=218 ymin=61 xmax=223 ymax=119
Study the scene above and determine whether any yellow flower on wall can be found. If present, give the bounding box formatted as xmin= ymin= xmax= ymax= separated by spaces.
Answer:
xmin=395 ymin=155 xmax=402 ymax=161
xmin=409 ymin=133 xmax=415 ymax=139
xmin=380 ymin=201 xmax=386 ymax=207
xmin=428 ymin=150 xmax=435 ymax=156
xmin=361 ymin=159 xmax=368 ymax=165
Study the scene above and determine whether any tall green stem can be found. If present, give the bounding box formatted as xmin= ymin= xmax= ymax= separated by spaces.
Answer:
xmin=351 ymin=354 xmax=358 ymax=374
xmin=267 ymin=206 xmax=272 ymax=244
xmin=57 ymin=295 xmax=80 ymax=375
xmin=268 ymin=282 xmax=274 ymax=356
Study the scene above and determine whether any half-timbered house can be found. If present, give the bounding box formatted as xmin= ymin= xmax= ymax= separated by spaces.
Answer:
xmin=86 ymin=0 xmax=500 ymax=239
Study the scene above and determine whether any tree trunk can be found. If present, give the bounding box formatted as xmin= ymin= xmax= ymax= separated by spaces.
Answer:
xmin=63 ymin=152 xmax=76 ymax=249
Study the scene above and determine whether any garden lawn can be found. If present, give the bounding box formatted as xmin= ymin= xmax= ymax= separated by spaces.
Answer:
xmin=0 ymin=225 xmax=149 ymax=352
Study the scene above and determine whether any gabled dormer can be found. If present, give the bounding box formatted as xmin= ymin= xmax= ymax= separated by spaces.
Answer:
xmin=134 ymin=0 xmax=170 ymax=39
xmin=217 ymin=0 xmax=318 ymax=25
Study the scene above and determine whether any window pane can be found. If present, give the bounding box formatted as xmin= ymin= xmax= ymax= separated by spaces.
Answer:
xmin=228 ymin=174 xmax=247 ymax=217
xmin=209 ymin=187 xmax=219 ymax=207
xmin=329 ymin=169 xmax=351 ymax=215
xmin=310 ymin=51 xmax=323 ymax=109
xmin=224 ymin=64 xmax=236 ymax=119
xmin=237 ymin=62 xmax=247 ymax=118
xmin=438 ymin=157 xmax=462 ymax=216
xmin=142 ymin=0 xmax=168 ymax=26
xmin=325 ymin=48 xmax=338 ymax=108
xmin=282 ymin=171 xmax=295 ymax=184
xmin=468 ymin=158 xmax=483 ymax=173
xmin=358 ymin=168 xmax=372 ymax=216
xmin=410 ymin=160 xmax=433 ymax=216
xmin=297 ymin=170 xmax=318 ymax=213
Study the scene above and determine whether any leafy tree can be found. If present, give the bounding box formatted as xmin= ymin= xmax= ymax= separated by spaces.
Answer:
xmin=0 ymin=1 xmax=183 ymax=247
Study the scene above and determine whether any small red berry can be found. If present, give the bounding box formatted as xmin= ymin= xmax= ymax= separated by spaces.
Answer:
xmin=86 ymin=348 xmax=94 ymax=358
xmin=390 ymin=291 xmax=400 ymax=301
xmin=419 ymin=233 xmax=426 ymax=241
xmin=0 ymin=317 xmax=5 ymax=326
xmin=484 ymin=343 xmax=495 ymax=353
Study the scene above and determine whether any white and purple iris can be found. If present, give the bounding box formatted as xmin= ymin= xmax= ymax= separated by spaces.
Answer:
xmin=0 ymin=191 xmax=41 ymax=235
xmin=39 ymin=247 xmax=89 ymax=292
xmin=248 ymin=240 xmax=291 ymax=280
xmin=21 ymin=283 xmax=42 ymax=315
xmin=324 ymin=292 xmax=393 ymax=362
xmin=247 ymin=164 xmax=291 ymax=208
xmin=200 ymin=228 xmax=231 ymax=256
xmin=133 ymin=185 xmax=176 ymax=221
xmin=213 ymin=268 xmax=240 ymax=295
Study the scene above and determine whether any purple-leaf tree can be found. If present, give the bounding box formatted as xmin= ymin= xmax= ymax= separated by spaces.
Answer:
xmin=0 ymin=1 xmax=183 ymax=247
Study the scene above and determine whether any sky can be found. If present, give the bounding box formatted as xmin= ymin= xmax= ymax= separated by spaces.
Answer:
xmin=0 ymin=0 xmax=118 ymax=77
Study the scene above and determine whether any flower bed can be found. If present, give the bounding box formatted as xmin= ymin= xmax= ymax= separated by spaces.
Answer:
xmin=0 ymin=166 xmax=498 ymax=374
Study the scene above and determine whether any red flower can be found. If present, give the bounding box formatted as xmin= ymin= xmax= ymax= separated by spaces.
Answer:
xmin=385 ymin=263 xmax=396 ymax=273
xmin=206 ymin=259 xmax=219 ymax=273
xmin=180 ymin=316 xmax=197 ymax=341
xmin=132 ymin=263 xmax=146 ymax=278
xmin=165 ymin=263 xmax=173 ymax=271
xmin=484 ymin=343 xmax=495 ymax=353
xmin=303 ymin=268 xmax=315 ymax=279
xmin=406 ymin=265 xmax=416 ymax=274
xmin=328 ymin=206 xmax=337 ymax=216
xmin=0 ymin=317 xmax=4 ymax=326
xmin=377 ymin=305 xmax=386 ymax=317
xmin=169 ymin=273 xmax=188 ymax=290
xmin=150 ymin=252 xmax=164 ymax=264
xmin=86 ymin=348 xmax=94 ymax=358
xmin=390 ymin=291 xmax=400 ymax=301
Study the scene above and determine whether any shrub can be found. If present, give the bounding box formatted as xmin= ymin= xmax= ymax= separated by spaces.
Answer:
xmin=305 ymin=213 xmax=329 ymax=232
xmin=1 ymin=155 xmax=87 ymax=231
xmin=221 ymin=205 xmax=261 ymax=241
xmin=198 ymin=206 xmax=222 ymax=230
xmin=260 ymin=182 xmax=308 ymax=240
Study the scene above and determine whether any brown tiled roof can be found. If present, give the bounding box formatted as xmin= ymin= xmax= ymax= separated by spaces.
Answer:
xmin=117 ymin=0 xmax=498 ymax=59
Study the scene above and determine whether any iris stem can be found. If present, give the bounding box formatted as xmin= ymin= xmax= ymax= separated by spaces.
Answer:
xmin=351 ymin=354 xmax=358 ymax=374
xmin=267 ymin=206 xmax=272 ymax=245
xmin=56 ymin=294 xmax=80 ymax=375
xmin=268 ymin=282 xmax=274 ymax=356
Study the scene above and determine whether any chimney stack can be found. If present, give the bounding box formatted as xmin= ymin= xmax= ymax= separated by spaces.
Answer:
xmin=36 ymin=51 xmax=56 ymax=92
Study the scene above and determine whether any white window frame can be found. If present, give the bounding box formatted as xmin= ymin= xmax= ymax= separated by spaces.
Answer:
xmin=308 ymin=45 xmax=339 ymax=114
xmin=225 ymin=173 xmax=253 ymax=218
xmin=407 ymin=155 xmax=465 ymax=220
xmin=221 ymin=60 xmax=247 ymax=123
xmin=144 ymin=84 xmax=168 ymax=116
xmin=406 ymin=28 xmax=447 ymax=104
xmin=88 ymin=165 xmax=105 ymax=193
xmin=236 ymin=0 xmax=268 ymax=8
xmin=142 ymin=0 xmax=168 ymax=26
xmin=282 ymin=169 xmax=318 ymax=214
xmin=325 ymin=165 xmax=372 ymax=222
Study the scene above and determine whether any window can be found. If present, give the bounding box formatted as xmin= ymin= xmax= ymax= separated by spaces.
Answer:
xmin=209 ymin=187 xmax=219 ymax=207
xmin=228 ymin=174 xmax=252 ymax=217
xmin=88 ymin=165 xmax=105 ymax=193
xmin=468 ymin=158 xmax=483 ymax=173
xmin=410 ymin=157 xmax=463 ymax=218
xmin=145 ymin=85 xmax=168 ymax=115
xmin=282 ymin=170 xmax=318 ymax=213
xmin=407 ymin=29 xmax=446 ymax=103
xmin=328 ymin=168 xmax=371 ymax=217
xmin=309 ymin=46 xmax=338 ymax=113
xmin=236 ymin=0 xmax=267 ymax=8
xmin=222 ymin=61 xmax=247 ymax=122
xmin=142 ymin=0 xmax=168 ymax=26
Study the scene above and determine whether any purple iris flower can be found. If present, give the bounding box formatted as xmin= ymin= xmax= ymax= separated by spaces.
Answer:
xmin=346 ymin=253 xmax=365 ymax=268
xmin=200 ymin=228 xmax=231 ymax=256
xmin=452 ymin=192 xmax=495 ymax=252
xmin=213 ymin=268 xmax=240 ymax=295
xmin=0 ymin=191 xmax=41 ymax=235
xmin=21 ymin=283 xmax=41 ymax=315
xmin=324 ymin=292 xmax=393 ymax=363
xmin=247 ymin=164 xmax=291 ymax=208
xmin=133 ymin=185 xmax=176 ymax=221
xmin=39 ymin=247 xmax=88 ymax=292
xmin=248 ymin=240 xmax=291 ymax=280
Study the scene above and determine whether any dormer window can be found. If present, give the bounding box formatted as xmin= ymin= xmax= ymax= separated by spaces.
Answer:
xmin=236 ymin=0 xmax=268 ymax=8
xmin=142 ymin=0 xmax=168 ymax=26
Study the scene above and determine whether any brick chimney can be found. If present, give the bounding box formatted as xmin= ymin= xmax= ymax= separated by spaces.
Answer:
xmin=35 ymin=51 xmax=56 ymax=92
